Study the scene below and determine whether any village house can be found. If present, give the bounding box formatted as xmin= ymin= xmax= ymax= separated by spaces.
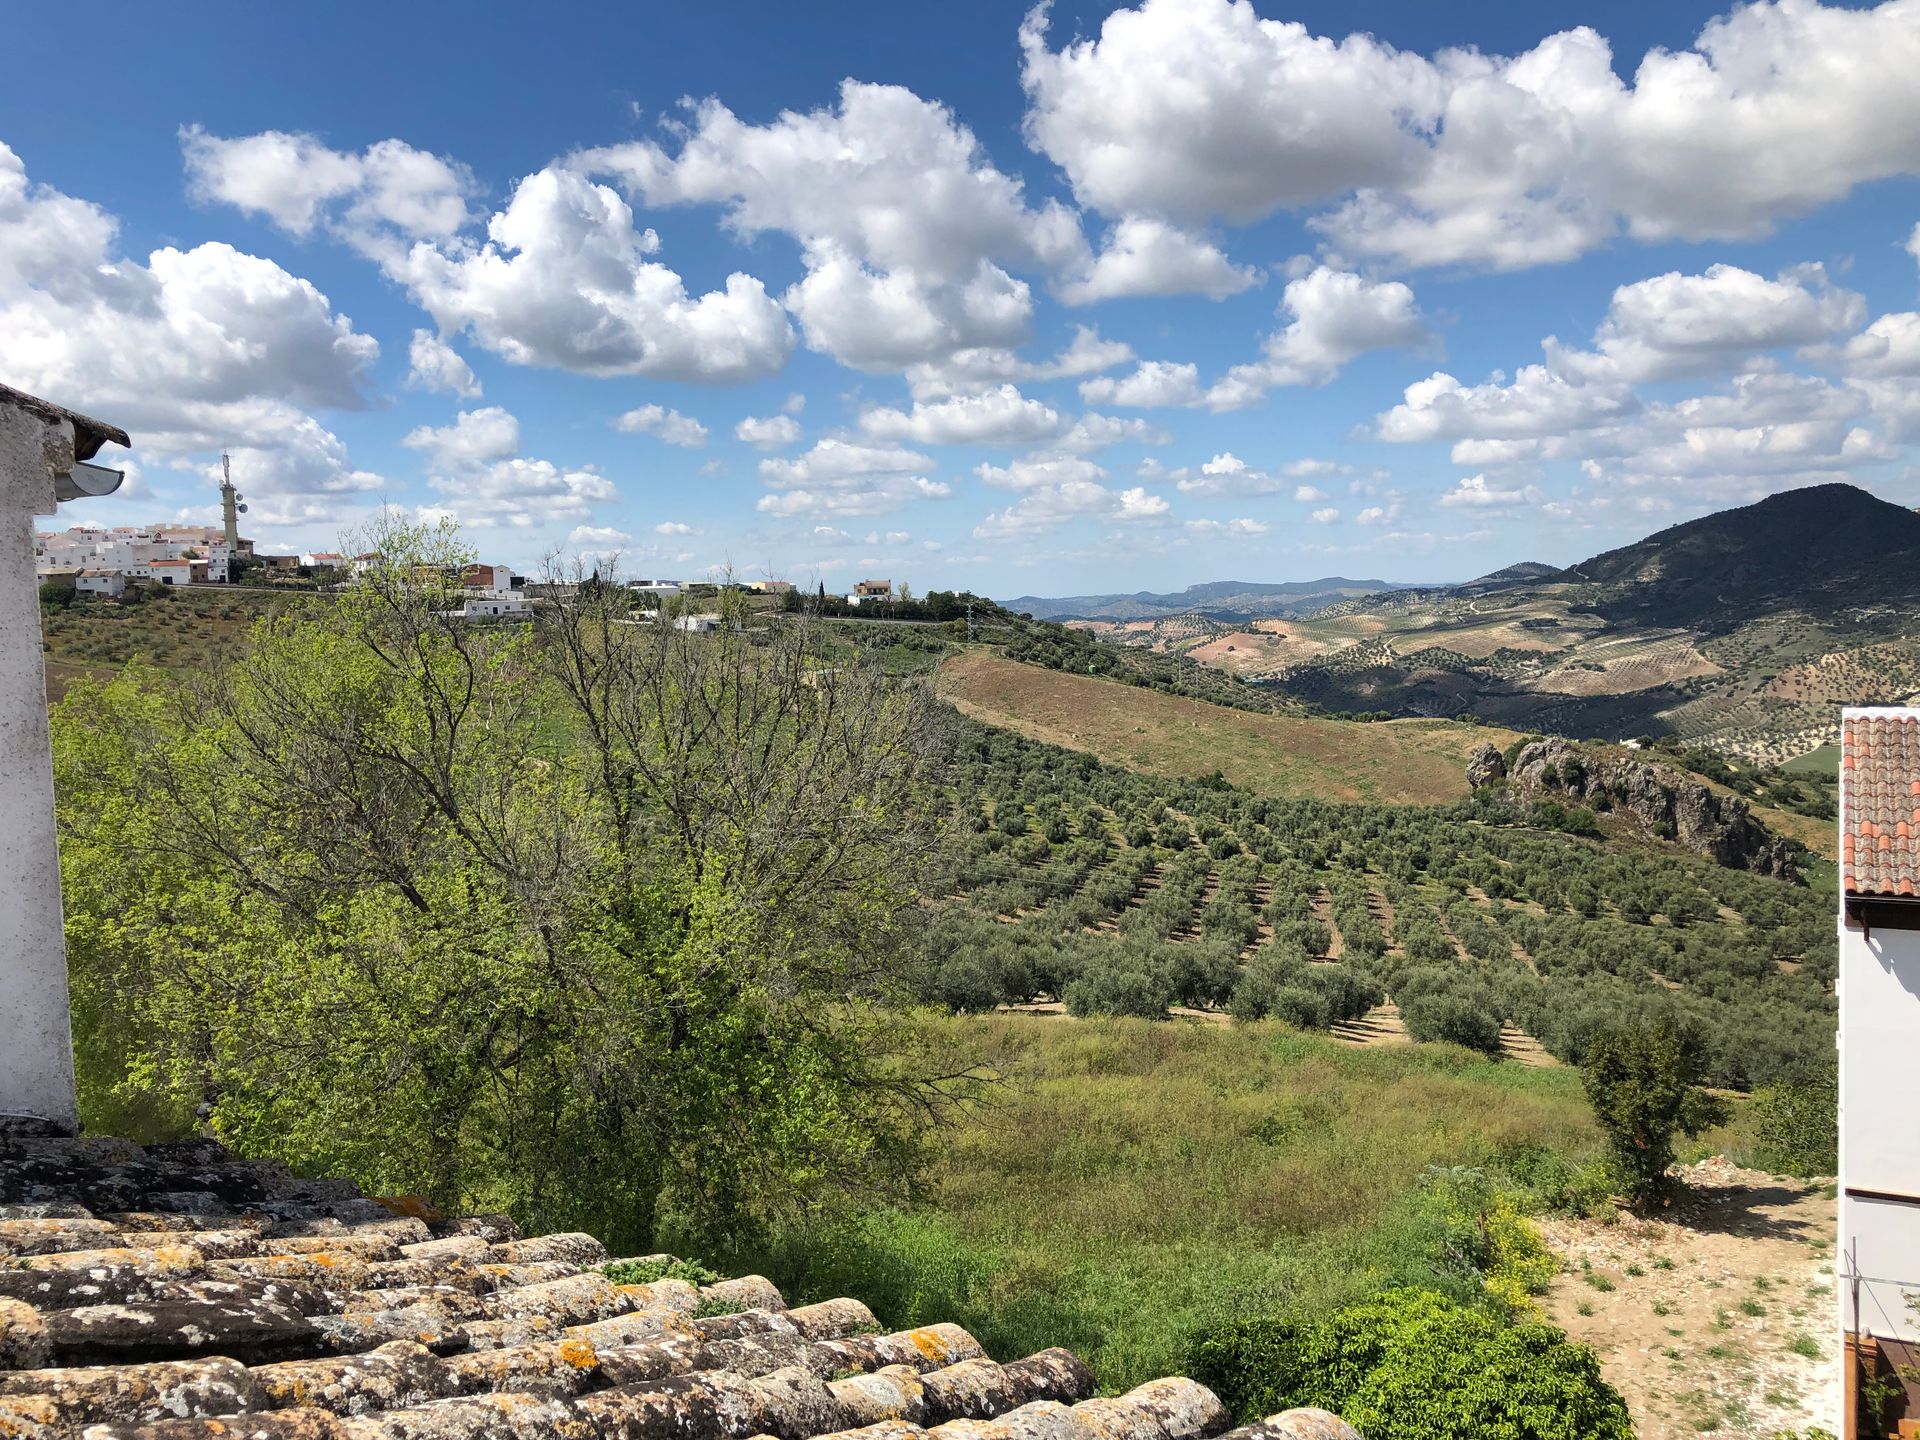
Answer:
xmin=74 ymin=568 xmax=125 ymax=599
xmin=1839 ymin=707 xmax=1920 ymax=1432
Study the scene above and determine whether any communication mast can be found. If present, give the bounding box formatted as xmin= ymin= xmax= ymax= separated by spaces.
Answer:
xmin=219 ymin=452 xmax=246 ymax=552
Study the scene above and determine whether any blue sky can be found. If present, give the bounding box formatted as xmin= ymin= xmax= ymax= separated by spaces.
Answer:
xmin=6 ymin=0 xmax=1920 ymax=597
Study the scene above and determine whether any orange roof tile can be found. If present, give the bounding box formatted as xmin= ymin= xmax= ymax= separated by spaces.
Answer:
xmin=1843 ymin=710 xmax=1920 ymax=896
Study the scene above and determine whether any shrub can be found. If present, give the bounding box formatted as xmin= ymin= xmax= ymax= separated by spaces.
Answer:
xmin=602 ymin=1255 xmax=722 ymax=1286
xmin=1187 ymin=1287 xmax=1631 ymax=1440
xmin=1581 ymin=1017 xmax=1729 ymax=1209
xmin=1400 ymin=992 xmax=1502 ymax=1055
xmin=1063 ymin=952 xmax=1170 ymax=1019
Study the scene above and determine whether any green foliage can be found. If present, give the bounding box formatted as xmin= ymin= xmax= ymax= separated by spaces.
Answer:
xmin=1581 ymin=1017 xmax=1730 ymax=1209
xmin=1419 ymin=1167 xmax=1556 ymax=1313
xmin=54 ymin=519 xmax=962 ymax=1250
xmin=602 ymin=1256 xmax=722 ymax=1286
xmin=1186 ymin=1288 xmax=1632 ymax=1440
xmin=1749 ymin=1076 xmax=1838 ymax=1177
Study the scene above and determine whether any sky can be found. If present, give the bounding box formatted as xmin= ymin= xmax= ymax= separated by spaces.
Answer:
xmin=5 ymin=0 xmax=1920 ymax=598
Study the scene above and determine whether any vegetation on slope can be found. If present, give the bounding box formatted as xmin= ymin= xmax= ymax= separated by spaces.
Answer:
xmin=915 ymin=710 xmax=1836 ymax=1093
xmin=936 ymin=650 xmax=1514 ymax=805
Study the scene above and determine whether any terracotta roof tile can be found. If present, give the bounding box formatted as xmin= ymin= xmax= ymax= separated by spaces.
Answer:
xmin=0 ymin=1133 xmax=1360 ymax=1440
xmin=1842 ymin=709 xmax=1920 ymax=897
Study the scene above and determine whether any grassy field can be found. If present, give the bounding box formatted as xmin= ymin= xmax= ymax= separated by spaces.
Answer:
xmin=739 ymin=1014 xmax=1602 ymax=1391
xmin=936 ymin=650 xmax=1518 ymax=805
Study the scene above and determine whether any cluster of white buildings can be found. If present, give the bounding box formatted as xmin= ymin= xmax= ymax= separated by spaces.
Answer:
xmin=34 ymin=523 xmax=244 ymax=595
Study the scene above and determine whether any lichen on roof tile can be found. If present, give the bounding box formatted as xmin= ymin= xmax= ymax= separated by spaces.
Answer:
xmin=0 ymin=1134 xmax=1367 ymax=1440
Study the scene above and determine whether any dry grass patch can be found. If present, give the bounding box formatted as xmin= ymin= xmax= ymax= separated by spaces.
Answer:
xmin=936 ymin=651 xmax=1517 ymax=805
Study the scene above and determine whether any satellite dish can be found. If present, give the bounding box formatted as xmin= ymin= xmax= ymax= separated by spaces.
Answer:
xmin=234 ymin=492 xmax=243 ymax=501
xmin=237 ymin=503 xmax=249 ymax=514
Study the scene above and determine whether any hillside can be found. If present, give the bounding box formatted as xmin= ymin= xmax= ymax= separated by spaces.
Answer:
xmin=936 ymin=649 xmax=1517 ymax=804
xmin=1003 ymin=576 xmax=1407 ymax=622
xmin=1567 ymin=482 xmax=1920 ymax=628
xmin=1101 ymin=484 xmax=1920 ymax=763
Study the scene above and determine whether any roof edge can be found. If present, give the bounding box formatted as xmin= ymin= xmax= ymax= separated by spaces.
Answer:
xmin=0 ymin=381 xmax=131 ymax=459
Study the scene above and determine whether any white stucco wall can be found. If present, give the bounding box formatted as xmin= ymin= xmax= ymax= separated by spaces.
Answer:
xmin=0 ymin=404 xmax=80 ymax=1132
xmin=1839 ymin=921 xmax=1920 ymax=1341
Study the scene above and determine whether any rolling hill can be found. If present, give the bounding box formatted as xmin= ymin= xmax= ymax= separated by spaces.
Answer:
xmin=936 ymin=649 xmax=1520 ymax=804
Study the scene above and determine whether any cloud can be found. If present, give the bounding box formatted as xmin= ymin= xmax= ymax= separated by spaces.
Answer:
xmin=974 ymin=454 xmax=1108 ymax=490
xmin=1310 ymin=507 xmax=1341 ymax=524
xmin=905 ymin=325 xmax=1133 ymax=399
xmin=580 ymin=80 xmax=1087 ymax=370
xmin=1829 ymin=311 xmax=1920 ymax=379
xmin=1079 ymin=360 xmax=1204 ymax=408
xmin=1438 ymin=474 xmax=1543 ymax=509
xmin=654 ymin=521 xmax=700 ymax=536
xmin=404 ymin=406 xmax=614 ymax=526
xmin=1548 ymin=263 xmax=1865 ymax=382
xmin=1020 ymin=0 xmax=1437 ymax=224
xmin=1054 ymin=413 xmax=1171 ymax=453
xmin=758 ymin=437 xmax=950 ymax=517
xmin=406 ymin=330 xmax=482 ymax=397
xmin=181 ymin=126 xmax=475 ymax=263
xmin=1294 ymin=484 xmax=1327 ymax=502
xmin=394 ymin=166 xmax=793 ymax=382
xmin=1206 ymin=266 xmax=1428 ymax=409
xmin=1059 ymin=217 xmax=1258 ymax=303
xmin=1375 ymin=366 xmax=1639 ymax=442
xmin=736 ymin=413 xmax=803 ymax=449
xmin=569 ymin=525 xmax=633 ymax=546
xmin=1184 ymin=517 xmax=1271 ymax=536
xmin=1171 ymin=452 xmax=1284 ymax=497
xmin=614 ymin=403 xmax=709 ymax=446
xmin=859 ymin=383 xmax=1067 ymax=445
xmin=974 ymin=480 xmax=1170 ymax=538
xmin=0 ymin=141 xmax=381 ymax=505
xmin=1021 ymin=0 xmax=1920 ymax=272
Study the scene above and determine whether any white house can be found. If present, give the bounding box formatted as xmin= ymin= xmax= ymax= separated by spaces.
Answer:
xmin=457 ymin=594 xmax=532 ymax=620
xmin=1838 ymin=707 xmax=1920 ymax=1427
xmin=672 ymin=613 xmax=720 ymax=633
xmin=74 ymin=569 xmax=125 ymax=599
xmin=462 ymin=562 xmax=515 ymax=594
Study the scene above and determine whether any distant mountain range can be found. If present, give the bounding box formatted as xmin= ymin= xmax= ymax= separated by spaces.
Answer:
xmin=1039 ymin=484 xmax=1920 ymax=763
xmin=1001 ymin=576 xmax=1415 ymax=621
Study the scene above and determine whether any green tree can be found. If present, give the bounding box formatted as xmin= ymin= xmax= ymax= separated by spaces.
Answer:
xmin=53 ymin=519 xmax=970 ymax=1249
xmin=1580 ymin=1016 xmax=1728 ymax=1209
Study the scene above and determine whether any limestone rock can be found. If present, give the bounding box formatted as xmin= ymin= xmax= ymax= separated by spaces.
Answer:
xmin=1463 ymin=742 xmax=1506 ymax=789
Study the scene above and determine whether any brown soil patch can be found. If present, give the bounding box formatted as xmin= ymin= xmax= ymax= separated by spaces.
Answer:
xmin=1537 ymin=1157 xmax=1836 ymax=1440
xmin=1332 ymin=1001 xmax=1410 ymax=1048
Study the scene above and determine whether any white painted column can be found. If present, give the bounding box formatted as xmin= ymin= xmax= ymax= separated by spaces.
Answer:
xmin=0 ymin=404 xmax=79 ymax=1134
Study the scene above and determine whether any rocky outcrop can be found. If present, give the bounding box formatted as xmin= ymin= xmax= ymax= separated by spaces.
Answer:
xmin=1464 ymin=743 xmax=1506 ymax=790
xmin=1491 ymin=737 xmax=1799 ymax=881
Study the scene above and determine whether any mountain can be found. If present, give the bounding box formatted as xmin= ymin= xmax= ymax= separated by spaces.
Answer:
xmin=1101 ymin=484 xmax=1920 ymax=763
xmin=1003 ymin=576 xmax=1410 ymax=621
xmin=1561 ymin=483 xmax=1920 ymax=628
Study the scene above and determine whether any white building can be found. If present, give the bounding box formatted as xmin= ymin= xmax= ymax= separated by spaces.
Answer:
xmin=672 ymin=613 xmax=720 ymax=632
xmin=74 ymin=569 xmax=125 ymax=598
xmin=1838 ymin=707 xmax=1920 ymax=1426
xmin=457 ymin=594 xmax=532 ymax=620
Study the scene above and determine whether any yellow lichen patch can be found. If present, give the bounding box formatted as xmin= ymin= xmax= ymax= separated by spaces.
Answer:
xmin=906 ymin=1328 xmax=953 ymax=1364
xmin=558 ymin=1339 xmax=599 ymax=1370
xmin=374 ymin=1195 xmax=445 ymax=1222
